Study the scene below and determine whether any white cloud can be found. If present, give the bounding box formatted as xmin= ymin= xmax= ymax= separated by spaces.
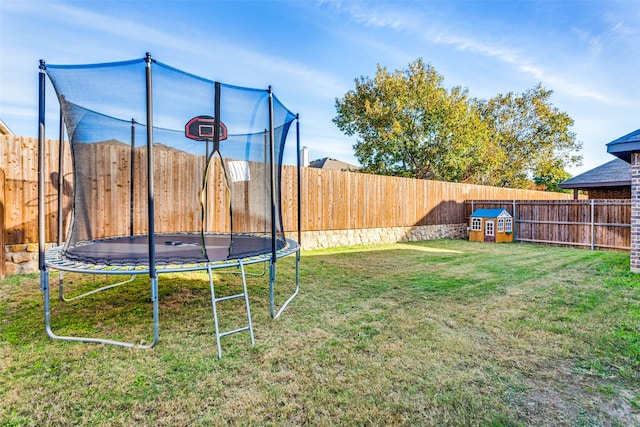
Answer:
xmin=319 ymin=0 xmax=406 ymax=29
xmin=337 ymin=2 xmax=635 ymax=107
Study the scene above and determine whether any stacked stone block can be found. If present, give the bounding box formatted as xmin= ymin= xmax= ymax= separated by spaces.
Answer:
xmin=5 ymin=244 xmax=39 ymax=276
xmin=300 ymin=224 xmax=468 ymax=250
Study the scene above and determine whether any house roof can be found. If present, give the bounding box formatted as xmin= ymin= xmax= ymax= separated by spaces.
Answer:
xmin=606 ymin=128 xmax=640 ymax=163
xmin=308 ymin=157 xmax=359 ymax=172
xmin=558 ymin=158 xmax=630 ymax=190
xmin=470 ymin=208 xmax=512 ymax=218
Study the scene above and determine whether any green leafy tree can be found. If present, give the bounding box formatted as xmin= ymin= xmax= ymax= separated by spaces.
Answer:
xmin=333 ymin=59 xmax=495 ymax=182
xmin=533 ymin=170 xmax=573 ymax=193
xmin=334 ymin=60 xmax=582 ymax=190
xmin=476 ymin=84 xmax=582 ymax=189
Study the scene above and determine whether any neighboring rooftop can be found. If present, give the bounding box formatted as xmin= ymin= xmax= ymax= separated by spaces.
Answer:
xmin=606 ymin=128 xmax=640 ymax=163
xmin=308 ymin=157 xmax=359 ymax=172
xmin=558 ymin=158 xmax=631 ymax=190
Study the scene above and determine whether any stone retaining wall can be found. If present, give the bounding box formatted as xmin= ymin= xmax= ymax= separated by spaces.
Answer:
xmin=4 ymin=243 xmax=60 ymax=276
xmin=5 ymin=244 xmax=40 ymax=276
xmin=5 ymin=224 xmax=468 ymax=274
xmin=299 ymin=224 xmax=468 ymax=250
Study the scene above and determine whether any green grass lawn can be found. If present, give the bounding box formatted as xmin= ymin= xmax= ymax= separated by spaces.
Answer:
xmin=1 ymin=240 xmax=638 ymax=426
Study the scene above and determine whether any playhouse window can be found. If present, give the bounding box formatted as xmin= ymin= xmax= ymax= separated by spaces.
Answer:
xmin=472 ymin=218 xmax=482 ymax=231
xmin=505 ymin=218 xmax=513 ymax=233
xmin=498 ymin=218 xmax=505 ymax=232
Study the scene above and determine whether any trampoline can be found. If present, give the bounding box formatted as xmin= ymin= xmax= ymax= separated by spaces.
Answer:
xmin=37 ymin=54 xmax=301 ymax=357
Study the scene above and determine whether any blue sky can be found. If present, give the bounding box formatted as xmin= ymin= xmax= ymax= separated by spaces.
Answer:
xmin=1 ymin=0 xmax=638 ymax=176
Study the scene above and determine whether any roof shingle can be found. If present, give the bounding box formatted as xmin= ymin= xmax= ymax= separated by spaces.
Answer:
xmin=559 ymin=158 xmax=630 ymax=190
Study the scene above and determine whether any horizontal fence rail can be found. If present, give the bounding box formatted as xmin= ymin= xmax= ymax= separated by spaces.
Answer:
xmin=1 ymin=135 xmax=577 ymax=246
xmin=465 ymin=200 xmax=631 ymax=251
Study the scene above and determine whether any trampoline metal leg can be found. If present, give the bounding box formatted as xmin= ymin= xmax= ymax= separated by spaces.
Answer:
xmin=59 ymin=273 xmax=136 ymax=302
xmin=57 ymin=270 xmax=64 ymax=301
xmin=150 ymin=277 xmax=160 ymax=347
xmin=208 ymin=264 xmax=223 ymax=359
xmin=239 ymin=260 xmax=255 ymax=347
xmin=269 ymin=261 xmax=276 ymax=319
xmin=41 ymin=267 xmax=159 ymax=349
xmin=42 ymin=268 xmax=54 ymax=339
xmin=270 ymin=250 xmax=300 ymax=319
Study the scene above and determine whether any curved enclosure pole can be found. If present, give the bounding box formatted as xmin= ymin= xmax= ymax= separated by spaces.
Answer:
xmin=201 ymin=82 xmax=222 ymax=236
xmin=296 ymin=115 xmax=302 ymax=247
xmin=38 ymin=59 xmax=54 ymax=337
xmin=213 ymin=82 xmax=234 ymax=256
xmin=200 ymin=82 xmax=234 ymax=260
xmin=57 ymin=107 xmax=66 ymax=300
xmin=269 ymin=115 xmax=302 ymax=319
xmin=268 ymin=87 xmax=277 ymax=262
xmin=145 ymin=53 xmax=160 ymax=347
xmin=145 ymin=53 xmax=156 ymax=280
xmin=38 ymin=60 xmax=46 ymax=273
xmin=57 ymin=110 xmax=65 ymax=246
xmin=268 ymin=87 xmax=277 ymax=318
xmin=130 ymin=119 xmax=136 ymax=237
xmin=272 ymin=116 xmax=301 ymax=319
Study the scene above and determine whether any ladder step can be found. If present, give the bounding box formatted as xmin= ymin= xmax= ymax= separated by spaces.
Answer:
xmin=218 ymin=326 xmax=251 ymax=338
xmin=215 ymin=292 xmax=246 ymax=303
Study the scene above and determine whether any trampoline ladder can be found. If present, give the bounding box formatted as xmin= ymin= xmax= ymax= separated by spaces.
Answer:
xmin=207 ymin=260 xmax=255 ymax=358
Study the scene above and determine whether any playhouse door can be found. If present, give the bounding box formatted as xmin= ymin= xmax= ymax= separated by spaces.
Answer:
xmin=484 ymin=220 xmax=495 ymax=242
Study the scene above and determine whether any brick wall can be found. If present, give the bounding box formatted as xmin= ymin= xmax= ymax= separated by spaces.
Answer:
xmin=631 ymin=153 xmax=640 ymax=272
xmin=589 ymin=187 xmax=631 ymax=199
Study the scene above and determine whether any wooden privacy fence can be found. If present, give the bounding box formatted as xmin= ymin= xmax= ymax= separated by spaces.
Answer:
xmin=465 ymin=200 xmax=631 ymax=251
xmin=1 ymin=135 xmax=576 ymax=246
xmin=296 ymin=168 xmax=572 ymax=230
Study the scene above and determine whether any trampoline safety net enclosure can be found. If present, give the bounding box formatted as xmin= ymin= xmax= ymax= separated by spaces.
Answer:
xmin=38 ymin=54 xmax=301 ymax=357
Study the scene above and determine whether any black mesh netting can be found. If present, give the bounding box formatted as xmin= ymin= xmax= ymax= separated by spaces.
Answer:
xmin=45 ymin=56 xmax=296 ymax=265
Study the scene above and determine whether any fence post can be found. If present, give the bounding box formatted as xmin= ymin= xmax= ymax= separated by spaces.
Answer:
xmin=591 ymin=199 xmax=595 ymax=250
xmin=0 ymin=168 xmax=5 ymax=278
xmin=512 ymin=200 xmax=517 ymax=241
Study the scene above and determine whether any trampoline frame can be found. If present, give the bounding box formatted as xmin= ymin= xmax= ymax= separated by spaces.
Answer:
xmin=42 ymin=238 xmax=299 ymax=357
xmin=37 ymin=54 xmax=302 ymax=357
